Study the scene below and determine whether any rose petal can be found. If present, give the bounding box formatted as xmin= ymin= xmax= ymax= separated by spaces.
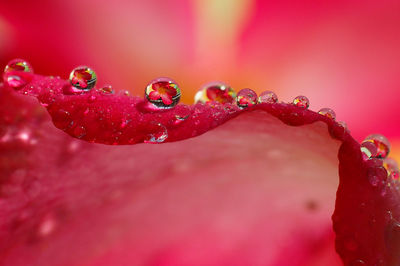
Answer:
xmin=1 ymin=76 xmax=399 ymax=265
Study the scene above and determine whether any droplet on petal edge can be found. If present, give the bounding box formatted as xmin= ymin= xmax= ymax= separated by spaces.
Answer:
xmin=360 ymin=141 xmax=378 ymax=161
xmin=363 ymin=133 xmax=391 ymax=158
xmin=318 ymin=108 xmax=336 ymax=120
xmin=258 ymin=90 xmax=278 ymax=104
xmin=69 ymin=66 xmax=97 ymax=91
xmin=292 ymin=95 xmax=310 ymax=109
xmin=194 ymin=81 xmax=236 ymax=104
xmin=236 ymin=88 xmax=257 ymax=109
xmin=3 ymin=59 xmax=34 ymax=89
xmin=384 ymin=158 xmax=400 ymax=181
xmin=145 ymin=77 xmax=181 ymax=109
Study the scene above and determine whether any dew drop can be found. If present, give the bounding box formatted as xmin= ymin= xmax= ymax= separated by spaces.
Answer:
xmin=99 ymin=85 xmax=114 ymax=94
xmin=88 ymin=95 xmax=97 ymax=103
xmin=72 ymin=126 xmax=87 ymax=139
xmin=53 ymin=109 xmax=74 ymax=130
xmin=69 ymin=66 xmax=97 ymax=91
xmin=318 ymin=108 xmax=336 ymax=120
xmin=144 ymin=123 xmax=168 ymax=143
xmin=258 ymin=90 xmax=278 ymax=104
xmin=383 ymin=158 xmax=400 ymax=181
xmin=3 ymin=59 xmax=34 ymax=89
xmin=145 ymin=77 xmax=181 ymax=109
xmin=292 ymin=95 xmax=310 ymax=108
xmin=363 ymin=134 xmax=391 ymax=158
xmin=236 ymin=88 xmax=257 ymax=109
xmin=360 ymin=141 xmax=378 ymax=161
xmin=194 ymin=81 xmax=236 ymax=104
xmin=173 ymin=105 xmax=191 ymax=125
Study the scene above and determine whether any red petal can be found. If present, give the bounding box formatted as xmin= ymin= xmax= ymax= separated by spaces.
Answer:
xmin=1 ymin=75 xmax=399 ymax=265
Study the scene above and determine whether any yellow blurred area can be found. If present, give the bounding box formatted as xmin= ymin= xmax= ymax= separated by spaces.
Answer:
xmin=391 ymin=141 xmax=400 ymax=163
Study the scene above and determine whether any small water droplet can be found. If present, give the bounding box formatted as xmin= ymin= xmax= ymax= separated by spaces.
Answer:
xmin=236 ymin=88 xmax=257 ymax=108
xmin=72 ymin=126 xmax=87 ymax=139
xmin=99 ymin=85 xmax=114 ymax=94
xmin=173 ymin=105 xmax=191 ymax=125
xmin=194 ymin=81 xmax=236 ymax=104
xmin=145 ymin=77 xmax=181 ymax=109
xmin=69 ymin=66 xmax=97 ymax=91
xmin=292 ymin=95 xmax=310 ymax=108
xmin=258 ymin=90 xmax=278 ymax=104
xmin=3 ymin=59 xmax=33 ymax=89
xmin=363 ymin=134 xmax=391 ymax=158
xmin=318 ymin=108 xmax=336 ymax=120
xmin=384 ymin=158 xmax=400 ymax=181
xmin=360 ymin=141 xmax=378 ymax=161
xmin=88 ymin=95 xmax=97 ymax=103
xmin=53 ymin=109 xmax=73 ymax=130
xmin=144 ymin=123 xmax=168 ymax=143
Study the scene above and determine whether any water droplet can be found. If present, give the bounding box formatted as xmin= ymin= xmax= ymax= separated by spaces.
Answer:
xmin=292 ymin=95 xmax=310 ymax=108
xmin=194 ymin=81 xmax=236 ymax=104
xmin=384 ymin=158 xmax=400 ymax=181
xmin=360 ymin=141 xmax=378 ymax=161
xmin=144 ymin=123 xmax=168 ymax=143
xmin=72 ymin=126 xmax=86 ymax=139
xmin=3 ymin=59 xmax=33 ymax=89
xmin=53 ymin=109 xmax=73 ymax=130
xmin=69 ymin=66 xmax=97 ymax=91
xmin=318 ymin=108 xmax=336 ymax=120
xmin=99 ymin=85 xmax=114 ymax=94
xmin=88 ymin=95 xmax=97 ymax=103
xmin=236 ymin=88 xmax=257 ymax=109
xmin=173 ymin=105 xmax=191 ymax=125
xmin=258 ymin=90 xmax=278 ymax=104
xmin=145 ymin=77 xmax=181 ymax=109
xmin=363 ymin=134 xmax=391 ymax=158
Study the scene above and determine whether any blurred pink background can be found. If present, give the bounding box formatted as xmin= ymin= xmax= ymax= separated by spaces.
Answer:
xmin=0 ymin=0 xmax=399 ymax=158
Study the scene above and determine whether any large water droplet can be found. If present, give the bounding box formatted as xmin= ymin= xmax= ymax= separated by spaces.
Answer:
xmin=258 ymin=90 xmax=278 ymax=104
xmin=363 ymin=134 xmax=391 ymax=158
xmin=350 ymin=260 xmax=366 ymax=266
xmin=194 ymin=81 xmax=236 ymax=104
xmin=367 ymin=166 xmax=387 ymax=187
xmin=360 ymin=141 xmax=378 ymax=161
xmin=318 ymin=107 xmax=336 ymax=120
xmin=145 ymin=77 xmax=181 ymax=109
xmin=236 ymin=88 xmax=257 ymax=109
xmin=144 ymin=123 xmax=168 ymax=143
xmin=292 ymin=95 xmax=310 ymax=108
xmin=3 ymin=59 xmax=33 ymax=89
xmin=384 ymin=158 xmax=400 ymax=181
xmin=69 ymin=66 xmax=97 ymax=91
